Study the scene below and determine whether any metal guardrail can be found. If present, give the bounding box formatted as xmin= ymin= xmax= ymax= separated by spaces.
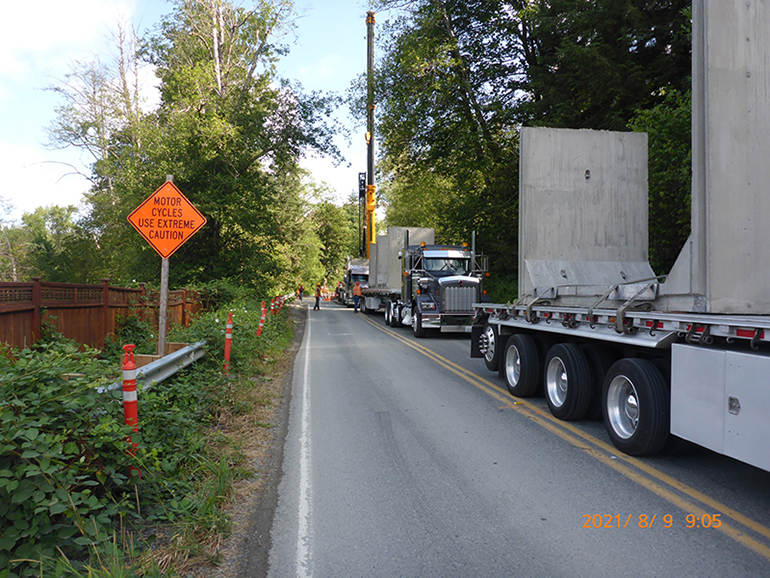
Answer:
xmin=99 ymin=295 xmax=295 ymax=393
xmin=102 ymin=341 xmax=207 ymax=393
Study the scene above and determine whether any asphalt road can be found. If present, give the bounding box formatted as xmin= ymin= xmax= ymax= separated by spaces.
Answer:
xmin=265 ymin=301 xmax=770 ymax=578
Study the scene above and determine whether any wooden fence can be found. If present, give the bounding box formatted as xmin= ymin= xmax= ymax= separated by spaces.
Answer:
xmin=0 ymin=278 xmax=203 ymax=351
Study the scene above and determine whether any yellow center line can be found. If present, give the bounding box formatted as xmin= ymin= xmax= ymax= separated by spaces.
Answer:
xmin=361 ymin=315 xmax=770 ymax=560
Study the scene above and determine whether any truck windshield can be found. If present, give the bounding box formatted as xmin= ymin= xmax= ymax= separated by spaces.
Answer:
xmin=351 ymin=274 xmax=368 ymax=284
xmin=424 ymin=258 xmax=470 ymax=275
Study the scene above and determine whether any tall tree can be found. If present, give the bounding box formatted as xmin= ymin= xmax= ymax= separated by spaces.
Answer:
xmin=522 ymin=0 xmax=691 ymax=130
xmin=21 ymin=206 xmax=80 ymax=283
xmin=40 ymin=0 xmax=341 ymax=292
xmin=372 ymin=0 xmax=522 ymax=274
xmin=310 ymin=201 xmax=352 ymax=282
xmin=371 ymin=0 xmax=692 ymax=280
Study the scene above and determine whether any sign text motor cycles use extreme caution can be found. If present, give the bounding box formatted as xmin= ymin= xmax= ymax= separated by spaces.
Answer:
xmin=127 ymin=181 xmax=207 ymax=259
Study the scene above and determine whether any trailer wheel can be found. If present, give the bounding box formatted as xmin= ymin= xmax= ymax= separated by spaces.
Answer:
xmin=602 ymin=359 xmax=669 ymax=456
xmin=482 ymin=324 xmax=500 ymax=371
xmin=544 ymin=343 xmax=592 ymax=421
xmin=504 ymin=334 xmax=541 ymax=397
xmin=413 ymin=310 xmax=427 ymax=338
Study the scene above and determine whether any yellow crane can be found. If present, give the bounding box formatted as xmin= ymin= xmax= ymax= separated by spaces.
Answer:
xmin=365 ymin=10 xmax=376 ymax=258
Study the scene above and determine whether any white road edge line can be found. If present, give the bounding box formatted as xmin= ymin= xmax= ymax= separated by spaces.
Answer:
xmin=297 ymin=317 xmax=312 ymax=578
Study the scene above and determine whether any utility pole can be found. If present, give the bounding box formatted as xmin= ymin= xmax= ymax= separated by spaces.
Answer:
xmin=365 ymin=10 xmax=377 ymax=258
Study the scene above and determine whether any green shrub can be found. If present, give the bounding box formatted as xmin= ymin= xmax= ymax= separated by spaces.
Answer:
xmin=102 ymin=313 xmax=156 ymax=363
xmin=0 ymin=340 xmax=135 ymax=576
xmin=193 ymin=280 xmax=250 ymax=311
xmin=0 ymin=293 xmax=296 ymax=576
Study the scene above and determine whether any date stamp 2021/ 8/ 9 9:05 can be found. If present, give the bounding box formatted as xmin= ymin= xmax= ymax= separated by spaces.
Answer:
xmin=582 ymin=513 xmax=722 ymax=529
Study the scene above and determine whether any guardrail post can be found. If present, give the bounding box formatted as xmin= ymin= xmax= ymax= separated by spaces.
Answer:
xmin=257 ymin=301 xmax=267 ymax=337
xmin=224 ymin=312 xmax=233 ymax=374
xmin=122 ymin=344 xmax=141 ymax=478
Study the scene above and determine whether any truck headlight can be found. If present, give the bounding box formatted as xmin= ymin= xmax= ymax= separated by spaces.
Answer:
xmin=421 ymin=302 xmax=437 ymax=311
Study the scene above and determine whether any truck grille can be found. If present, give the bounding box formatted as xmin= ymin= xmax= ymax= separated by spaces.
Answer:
xmin=443 ymin=285 xmax=476 ymax=312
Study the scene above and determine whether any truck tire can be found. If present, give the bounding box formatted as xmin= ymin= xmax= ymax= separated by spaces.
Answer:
xmin=413 ymin=310 xmax=427 ymax=338
xmin=386 ymin=302 xmax=398 ymax=327
xmin=544 ymin=343 xmax=592 ymax=421
xmin=503 ymin=334 xmax=541 ymax=397
xmin=391 ymin=304 xmax=401 ymax=327
xmin=602 ymin=358 xmax=669 ymax=456
xmin=482 ymin=323 xmax=500 ymax=372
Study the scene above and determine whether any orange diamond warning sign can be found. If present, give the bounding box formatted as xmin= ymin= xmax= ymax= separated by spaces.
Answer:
xmin=128 ymin=181 xmax=207 ymax=259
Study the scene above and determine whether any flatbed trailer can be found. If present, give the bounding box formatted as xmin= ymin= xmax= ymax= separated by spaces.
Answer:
xmin=470 ymin=1 xmax=770 ymax=472
xmin=476 ymin=300 xmax=770 ymax=352
xmin=472 ymin=295 xmax=770 ymax=471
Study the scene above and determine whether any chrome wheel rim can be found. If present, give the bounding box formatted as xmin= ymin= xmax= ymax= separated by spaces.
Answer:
xmin=546 ymin=356 xmax=568 ymax=407
xmin=483 ymin=326 xmax=496 ymax=363
xmin=505 ymin=346 xmax=521 ymax=386
xmin=606 ymin=375 xmax=639 ymax=439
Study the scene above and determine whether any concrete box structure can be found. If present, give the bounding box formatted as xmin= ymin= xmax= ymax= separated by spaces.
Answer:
xmin=662 ymin=0 xmax=770 ymax=315
xmin=369 ymin=227 xmax=434 ymax=290
xmin=518 ymin=127 xmax=654 ymax=302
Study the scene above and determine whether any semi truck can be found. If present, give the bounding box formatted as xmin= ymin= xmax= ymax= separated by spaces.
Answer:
xmin=361 ymin=226 xmax=488 ymax=337
xmin=470 ymin=2 xmax=770 ymax=472
xmin=339 ymin=257 xmax=369 ymax=307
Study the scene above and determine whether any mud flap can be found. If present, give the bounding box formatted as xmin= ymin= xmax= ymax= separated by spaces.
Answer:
xmin=470 ymin=325 xmax=484 ymax=358
xmin=497 ymin=334 xmax=511 ymax=380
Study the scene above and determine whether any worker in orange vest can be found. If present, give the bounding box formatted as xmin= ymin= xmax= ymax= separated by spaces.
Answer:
xmin=352 ymin=281 xmax=363 ymax=312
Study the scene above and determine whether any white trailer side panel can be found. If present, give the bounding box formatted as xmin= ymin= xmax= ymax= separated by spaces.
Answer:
xmin=670 ymin=344 xmax=726 ymax=455
xmin=671 ymin=343 xmax=770 ymax=472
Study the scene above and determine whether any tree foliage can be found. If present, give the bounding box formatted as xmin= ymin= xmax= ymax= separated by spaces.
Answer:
xmin=24 ymin=0 xmax=347 ymax=293
xmin=523 ymin=0 xmax=691 ymax=130
xmin=629 ymin=89 xmax=691 ymax=275
xmin=371 ymin=0 xmax=692 ymax=280
xmin=373 ymin=0 xmax=521 ymax=275
xmin=21 ymin=207 xmax=80 ymax=283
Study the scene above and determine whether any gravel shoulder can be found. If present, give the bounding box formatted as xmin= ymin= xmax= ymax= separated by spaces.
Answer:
xmin=204 ymin=302 xmax=306 ymax=578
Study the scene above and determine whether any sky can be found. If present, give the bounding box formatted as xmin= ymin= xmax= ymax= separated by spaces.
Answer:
xmin=0 ymin=0 xmax=386 ymax=223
